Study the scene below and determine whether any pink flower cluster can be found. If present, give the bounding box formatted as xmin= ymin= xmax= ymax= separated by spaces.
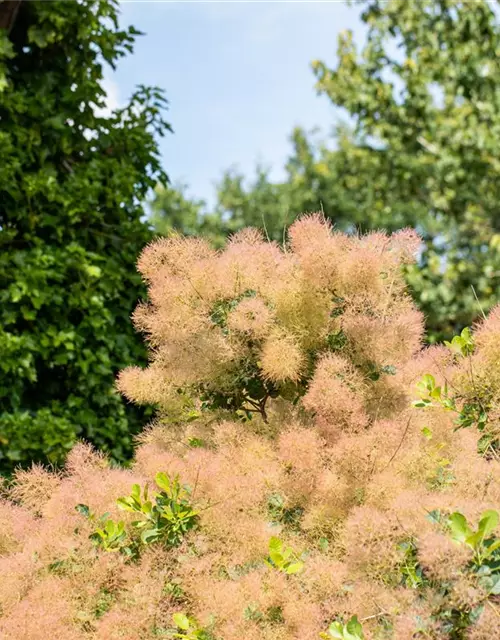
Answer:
xmin=1 ymin=216 xmax=499 ymax=639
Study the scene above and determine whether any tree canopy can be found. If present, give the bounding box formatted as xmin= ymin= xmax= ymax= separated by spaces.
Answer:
xmin=0 ymin=0 xmax=169 ymax=472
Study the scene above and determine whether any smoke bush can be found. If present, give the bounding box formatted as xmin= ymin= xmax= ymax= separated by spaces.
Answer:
xmin=1 ymin=215 xmax=499 ymax=639
xmin=117 ymin=215 xmax=422 ymax=427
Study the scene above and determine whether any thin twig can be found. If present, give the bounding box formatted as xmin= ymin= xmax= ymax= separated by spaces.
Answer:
xmin=487 ymin=600 xmax=500 ymax=618
xmin=486 ymin=443 xmax=500 ymax=462
xmin=197 ymin=492 xmax=238 ymax=514
xmin=282 ymin=223 xmax=288 ymax=251
xmin=260 ymin=394 xmax=269 ymax=423
xmin=360 ymin=609 xmax=389 ymax=622
xmin=191 ymin=464 xmax=201 ymax=501
xmin=242 ymin=407 xmax=262 ymax=415
xmin=242 ymin=396 xmax=261 ymax=410
xmin=394 ymin=513 xmax=410 ymax=536
xmin=261 ymin=212 xmax=271 ymax=243
xmin=381 ymin=271 xmax=397 ymax=324
xmin=379 ymin=416 xmax=412 ymax=473
xmin=471 ymin=284 xmax=487 ymax=320
xmin=242 ymin=398 xmax=263 ymax=413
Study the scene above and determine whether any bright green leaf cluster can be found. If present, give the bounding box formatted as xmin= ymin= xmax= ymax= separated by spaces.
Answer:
xmin=265 ymin=536 xmax=304 ymax=575
xmin=444 ymin=327 xmax=475 ymax=358
xmin=448 ymin=510 xmax=500 ymax=572
xmin=320 ymin=615 xmax=365 ymax=640
xmin=77 ymin=473 xmax=198 ymax=559
xmin=413 ymin=326 xmax=492 ymax=451
xmin=91 ymin=519 xmax=128 ymax=554
xmin=170 ymin=613 xmax=214 ymax=639
xmin=117 ymin=473 xmax=199 ymax=547
xmin=399 ymin=539 xmax=425 ymax=590
xmin=413 ymin=374 xmax=455 ymax=411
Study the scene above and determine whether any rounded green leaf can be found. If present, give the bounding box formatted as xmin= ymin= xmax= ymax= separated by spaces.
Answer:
xmin=172 ymin=612 xmax=190 ymax=630
xmin=285 ymin=561 xmax=304 ymax=575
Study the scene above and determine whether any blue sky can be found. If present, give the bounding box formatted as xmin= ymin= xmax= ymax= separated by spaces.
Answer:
xmin=107 ymin=1 xmax=365 ymax=205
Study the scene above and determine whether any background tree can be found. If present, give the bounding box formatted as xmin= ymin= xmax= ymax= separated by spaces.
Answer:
xmin=312 ymin=0 xmax=500 ymax=341
xmin=0 ymin=0 xmax=169 ymax=473
xmin=151 ymin=0 xmax=500 ymax=343
xmin=150 ymin=170 xmax=293 ymax=249
xmin=149 ymin=183 xmax=226 ymax=247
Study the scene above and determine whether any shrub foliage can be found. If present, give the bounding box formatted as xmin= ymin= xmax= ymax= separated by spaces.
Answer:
xmin=1 ymin=217 xmax=499 ymax=639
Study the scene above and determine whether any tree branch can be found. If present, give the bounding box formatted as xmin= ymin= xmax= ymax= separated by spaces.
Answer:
xmin=0 ymin=0 xmax=23 ymax=33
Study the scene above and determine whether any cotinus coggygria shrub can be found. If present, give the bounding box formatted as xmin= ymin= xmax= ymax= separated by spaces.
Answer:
xmin=1 ymin=215 xmax=499 ymax=639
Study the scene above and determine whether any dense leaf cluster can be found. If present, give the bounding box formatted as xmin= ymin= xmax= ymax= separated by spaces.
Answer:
xmin=0 ymin=0 xmax=169 ymax=472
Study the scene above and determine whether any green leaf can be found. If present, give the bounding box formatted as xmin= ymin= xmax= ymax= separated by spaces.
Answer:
xmin=269 ymin=549 xmax=284 ymax=566
xmin=105 ymin=520 xmax=116 ymax=535
xmin=131 ymin=484 xmax=141 ymax=500
xmin=346 ymin=616 xmax=363 ymax=637
xmin=426 ymin=509 xmax=443 ymax=525
xmin=172 ymin=612 xmax=190 ymax=630
xmin=281 ymin=546 xmax=293 ymax=561
xmin=448 ymin=512 xmax=472 ymax=543
xmin=155 ymin=472 xmax=171 ymax=493
xmin=478 ymin=510 xmax=499 ymax=538
xmin=285 ymin=561 xmax=304 ymax=575
xmin=485 ymin=539 xmax=500 ymax=554
xmin=269 ymin=536 xmax=282 ymax=554
xmin=141 ymin=527 xmax=161 ymax=544
xmin=141 ymin=500 xmax=153 ymax=515
xmin=430 ymin=386 xmax=442 ymax=400
xmin=116 ymin=497 xmax=137 ymax=512
xmin=28 ymin=27 xmax=48 ymax=48
xmin=465 ymin=532 xmax=484 ymax=551
xmin=413 ymin=401 xmax=430 ymax=408
xmin=421 ymin=426 xmax=433 ymax=439
xmin=489 ymin=575 xmax=500 ymax=595
xmin=422 ymin=374 xmax=436 ymax=390
xmin=326 ymin=621 xmax=345 ymax=639
xmin=75 ymin=503 xmax=91 ymax=518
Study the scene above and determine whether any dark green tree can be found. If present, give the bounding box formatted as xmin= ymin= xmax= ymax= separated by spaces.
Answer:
xmin=0 ymin=0 xmax=170 ymax=472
